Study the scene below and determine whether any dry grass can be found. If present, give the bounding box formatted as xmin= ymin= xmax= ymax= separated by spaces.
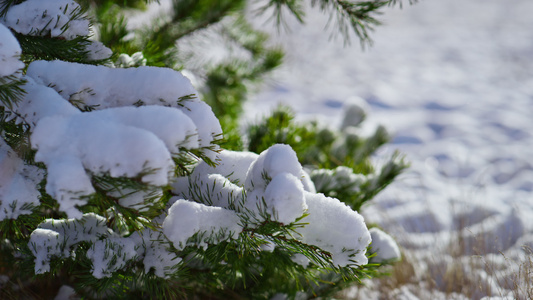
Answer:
xmin=341 ymin=245 xmax=533 ymax=300
xmin=338 ymin=201 xmax=533 ymax=300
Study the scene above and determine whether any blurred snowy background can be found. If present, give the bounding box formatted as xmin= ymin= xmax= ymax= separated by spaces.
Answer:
xmin=243 ymin=0 xmax=533 ymax=298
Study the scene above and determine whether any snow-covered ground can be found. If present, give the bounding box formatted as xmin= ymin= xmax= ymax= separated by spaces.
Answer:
xmin=245 ymin=0 xmax=533 ymax=298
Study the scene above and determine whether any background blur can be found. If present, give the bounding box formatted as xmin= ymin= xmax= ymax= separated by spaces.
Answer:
xmin=246 ymin=0 xmax=533 ymax=297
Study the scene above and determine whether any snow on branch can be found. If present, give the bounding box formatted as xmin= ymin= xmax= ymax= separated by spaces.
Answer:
xmin=171 ymin=144 xmax=372 ymax=267
xmin=163 ymin=199 xmax=242 ymax=251
xmin=369 ymin=227 xmax=401 ymax=263
xmin=0 ymin=23 xmax=26 ymax=108
xmin=3 ymin=60 xmax=223 ymax=218
xmin=0 ymin=23 xmax=23 ymax=77
xmin=0 ymin=139 xmax=43 ymax=221
xmin=177 ymin=145 xmax=314 ymax=224
xmin=136 ymin=228 xmax=182 ymax=279
xmin=0 ymin=0 xmax=90 ymax=40
xmin=26 ymin=60 xmax=222 ymax=148
xmin=29 ymin=213 xmax=142 ymax=278
xmin=243 ymin=144 xmax=313 ymax=224
xmin=297 ymin=192 xmax=371 ymax=266
xmin=29 ymin=213 xmax=110 ymax=274
xmin=31 ymin=106 xmax=182 ymax=218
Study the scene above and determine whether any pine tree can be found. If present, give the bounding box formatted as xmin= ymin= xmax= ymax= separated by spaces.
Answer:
xmin=0 ymin=0 xmax=410 ymax=299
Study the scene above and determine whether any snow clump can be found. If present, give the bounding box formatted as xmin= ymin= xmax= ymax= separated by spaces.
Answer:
xmin=0 ymin=0 xmax=90 ymax=39
xmin=136 ymin=229 xmax=182 ymax=278
xmin=29 ymin=213 xmax=110 ymax=274
xmin=176 ymin=145 xmax=313 ymax=224
xmin=0 ymin=139 xmax=43 ymax=221
xmin=86 ymin=236 xmax=138 ymax=279
xmin=369 ymin=227 xmax=401 ymax=263
xmin=0 ymin=23 xmax=24 ymax=77
xmin=172 ymin=145 xmax=372 ymax=267
xmin=163 ymin=199 xmax=243 ymax=250
xmin=4 ymin=60 xmax=222 ymax=218
xmin=243 ymin=144 xmax=310 ymax=224
xmin=29 ymin=105 xmax=194 ymax=218
xmin=26 ymin=60 xmax=222 ymax=148
xmin=28 ymin=213 xmax=165 ymax=279
xmin=297 ymin=192 xmax=371 ymax=267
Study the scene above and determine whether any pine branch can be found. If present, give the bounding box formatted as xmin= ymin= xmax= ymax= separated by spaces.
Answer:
xmin=314 ymin=0 xmax=416 ymax=46
xmin=311 ymin=0 xmax=388 ymax=46
xmin=0 ymin=75 xmax=26 ymax=110
xmin=254 ymin=0 xmax=416 ymax=46
xmin=143 ymin=0 xmax=246 ymax=51
xmin=85 ymin=174 xmax=169 ymax=231
xmin=255 ymin=0 xmax=306 ymax=30
xmin=77 ymin=0 xmax=152 ymax=10
xmin=15 ymin=33 xmax=100 ymax=64
xmin=0 ymin=0 xmax=21 ymax=18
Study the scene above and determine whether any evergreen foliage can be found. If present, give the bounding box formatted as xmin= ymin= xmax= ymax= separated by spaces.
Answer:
xmin=0 ymin=0 xmax=412 ymax=298
xmin=80 ymin=0 xmax=415 ymax=148
xmin=0 ymin=75 xmax=26 ymax=109
xmin=247 ymin=105 xmax=408 ymax=211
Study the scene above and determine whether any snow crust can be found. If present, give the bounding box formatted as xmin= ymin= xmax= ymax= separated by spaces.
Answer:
xmin=0 ymin=24 xmax=23 ymax=77
xmin=1 ymin=0 xmax=90 ymax=39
